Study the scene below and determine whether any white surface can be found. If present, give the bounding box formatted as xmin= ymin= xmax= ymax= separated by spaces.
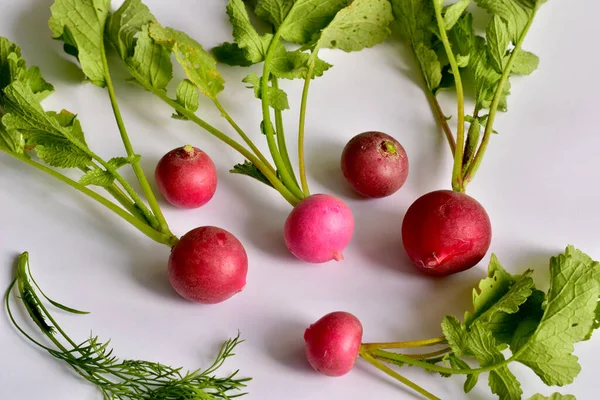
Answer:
xmin=1 ymin=0 xmax=599 ymax=399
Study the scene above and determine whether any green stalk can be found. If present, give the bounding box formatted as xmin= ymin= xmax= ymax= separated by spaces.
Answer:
xmin=2 ymin=150 xmax=177 ymax=246
xmin=361 ymin=336 xmax=447 ymax=351
xmin=213 ymin=99 xmax=275 ymax=174
xmin=412 ymin=44 xmax=456 ymax=156
xmin=360 ymin=351 xmax=440 ymax=400
xmin=100 ymin=51 xmax=171 ymax=235
xmin=429 ymin=91 xmax=456 ymax=155
xmin=370 ymin=349 xmax=511 ymax=375
xmin=297 ymin=53 xmax=319 ymax=197
xmin=149 ymin=86 xmax=301 ymax=206
xmin=433 ymin=0 xmax=466 ymax=192
xmin=271 ymin=76 xmax=299 ymax=187
xmin=80 ymin=165 xmax=152 ymax=225
xmin=463 ymin=10 xmax=538 ymax=186
xmin=261 ymin=32 xmax=306 ymax=201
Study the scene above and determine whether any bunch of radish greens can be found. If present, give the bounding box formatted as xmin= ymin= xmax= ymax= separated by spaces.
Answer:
xmin=94 ymin=0 xmax=394 ymax=264
xmin=305 ymin=246 xmax=600 ymax=400
xmin=399 ymin=0 xmax=545 ymax=277
xmin=0 ymin=31 xmax=250 ymax=305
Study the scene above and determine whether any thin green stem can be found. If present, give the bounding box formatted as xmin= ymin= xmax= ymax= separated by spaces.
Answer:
xmin=360 ymin=336 xmax=447 ymax=351
xmin=463 ymin=10 xmax=538 ymax=187
xmin=213 ymin=99 xmax=275 ymax=174
xmin=429 ymin=90 xmax=456 ymax=155
xmin=371 ymin=349 xmax=511 ymax=375
xmin=297 ymin=55 xmax=318 ymax=197
xmin=80 ymin=165 xmax=150 ymax=225
xmin=403 ymin=347 xmax=452 ymax=360
xmin=360 ymin=351 xmax=440 ymax=400
xmin=433 ymin=0 xmax=466 ymax=192
xmin=271 ymin=76 xmax=299 ymax=187
xmin=413 ymin=44 xmax=456 ymax=156
xmin=2 ymin=150 xmax=176 ymax=246
xmin=101 ymin=51 xmax=171 ymax=235
xmin=261 ymin=32 xmax=306 ymax=201
xmin=146 ymin=87 xmax=301 ymax=206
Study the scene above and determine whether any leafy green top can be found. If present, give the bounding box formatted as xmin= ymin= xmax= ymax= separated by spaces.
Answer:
xmin=366 ymin=246 xmax=600 ymax=400
xmin=391 ymin=0 xmax=545 ymax=193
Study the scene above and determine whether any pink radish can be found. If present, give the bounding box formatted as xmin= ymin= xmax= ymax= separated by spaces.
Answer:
xmin=304 ymin=311 xmax=363 ymax=377
xmin=168 ymin=226 xmax=248 ymax=304
xmin=401 ymin=190 xmax=492 ymax=276
xmin=341 ymin=131 xmax=409 ymax=198
xmin=284 ymin=194 xmax=354 ymax=263
xmin=155 ymin=145 xmax=217 ymax=209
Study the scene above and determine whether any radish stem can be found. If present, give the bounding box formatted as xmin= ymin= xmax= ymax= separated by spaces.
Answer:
xmin=100 ymin=51 xmax=171 ymax=235
xmin=360 ymin=351 xmax=440 ymax=400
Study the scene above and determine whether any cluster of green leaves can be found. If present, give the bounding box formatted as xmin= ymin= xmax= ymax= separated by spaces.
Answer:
xmin=214 ymin=0 xmax=393 ymax=108
xmin=6 ymin=252 xmax=250 ymax=400
xmin=392 ymin=0 xmax=545 ymax=190
xmin=96 ymin=0 xmax=394 ymax=198
xmin=371 ymin=246 xmax=599 ymax=400
xmin=0 ymin=37 xmax=138 ymax=188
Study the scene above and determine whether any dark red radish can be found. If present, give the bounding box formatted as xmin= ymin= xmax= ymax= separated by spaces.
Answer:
xmin=155 ymin=145 xmax=217 ymax=209
xmin=341 ymin=131 xmax=409 ymax=198
xmin=401 ymin=190 xmax=491 ymax=276
xmin=168 ymin=226 xmax=248 ymax=304
xmin=284 ymin=194 xmax=354 ymax=263
xmin=304 ymin=312 xmax=363 ymax=377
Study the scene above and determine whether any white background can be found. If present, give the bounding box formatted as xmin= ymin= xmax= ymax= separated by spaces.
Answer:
xmin=1 ymin=0 xmax=599 ymax=399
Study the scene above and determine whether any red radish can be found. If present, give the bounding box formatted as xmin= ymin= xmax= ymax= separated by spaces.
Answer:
xmin=402 ymin=190 xmax=492 ymax=276
xmin=284 ymin=194 xmax=354 ymax=263
xmin=168 ymin=226 xmax=248 ymax=304
xmin=304 ymin=311 xmax=363 ymax=377
xmin=341 ymin=131 xmax=409 ymax=198
xmin=155 ymin=145 xmax=217 ymax=209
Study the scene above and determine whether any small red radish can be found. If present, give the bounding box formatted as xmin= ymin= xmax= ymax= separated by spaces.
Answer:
xmin=402 ymin=190 xmax=492 ymax=276
xmin=341 ymin=131 xmax=409 ymax=198
xmin=284 ymin=194 xmax=354 ymax=263
xmin=304 ymin=311 xmax=363 ymax=377
xmin=155 ymin=145 xmax=217 ymax=209
xmin=168 ymin=226 xmax=248 ymax=304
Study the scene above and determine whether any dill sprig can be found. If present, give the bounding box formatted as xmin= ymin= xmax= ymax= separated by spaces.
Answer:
xmin=5 ymin=252 xmax=250 ymax=399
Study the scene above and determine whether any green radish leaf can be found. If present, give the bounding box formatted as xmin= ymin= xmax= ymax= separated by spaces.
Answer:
xmin=149 ymin=23 xmax=225 ymax=100
xmin=466 ymin=324 xmax=523 ymax=399
xmin=106 ymin=0 xmax=155 ymax=59
xmin=415 ymin=43 xmax=442 ymax=92
xmin=392 ymin=0 xmax=436 ymax=47
xmin=172 ymin=79 xmax=200 ymax=120
xmin=278 ymin=0 xmax=349 ymax=45
xmin=511 ymin=49 xmax=539 ymax=75
xmin=225 ymin=0 xmax=273 ymax=64
xmin=128 ymin=25 xmax=173 ymax=91
xmin=49 ymin=0 xmax=110 ymax=86
xmin=242 ymin=73 xmax=289 ymax=110
xmin=255 ymin=0 xmax=294 ymax=28
xmin=269 ymin=46 xmax=332 ymax=79
xmin=486 ymin=15 xmax=510 ymax=73
xmin=107 ymin=0 xmax=173 ymax=91
xmin=315 ymin=0 xmax=393 ymax=52
xmin=515 ymin=246 xmax=600 ymax=386
xmin=2 ymin=83 xmax=91 ymax=169
xmin=473 ymin=0 xmax=534 ymax=42
xmin=444 ymin=0 xmax=470 ymax=30
xmin=230 ymin=160 xmax=274 ymax=187
xmin=441 ymin=315 xmax=468 ymax=356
